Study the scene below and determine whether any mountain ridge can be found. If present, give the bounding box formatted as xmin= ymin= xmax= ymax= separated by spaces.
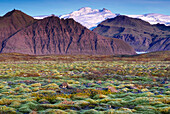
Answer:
xmin=93 ymin=15 xmax=170 ymax=52
xmin=0 ymin=10 xmax=136 ymax=55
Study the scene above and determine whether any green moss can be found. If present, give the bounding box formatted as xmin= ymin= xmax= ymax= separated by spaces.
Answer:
xmin=45 ymin=109 xmax=68 ymax=114
xmin=107 ymin=101 xmax=123 ymax=107
xmin=75 ymin=100 xmax=89 ymax=106
xmin=0 ymin=106 xmax=16 ymax=114
xmin=82 ymin=109 xmax=99 ymax=114
xmin=85 ymin=98 xmax=98 ymax=104
xmin=112 ymin=110 xmax=132 ymax=114
xmin=10 ymin=101 xmax=21 ymax=108
xmin=19 ymin=106 xmax=32 ymax=113
xmin=134 ymin=105 xmax=161 ymax=114
xmin=104 ymin=109 xmax=115 ymax=114
xmin=93 ymin=94 xmax=108 ymax=99
xmin=38 ymin=99 xmax=50 ymax=103
xmin=0 ymin=57 xmax=169 ymax=113
xmin=94 ymin=106 xmax=106 ymax=111
xmin=25 ymin=101 xmax=38 ymax=110
xmin=158 ymin=107 xmax=170 ymax=114
xmin=0 ymin=98 xmax=13 ymax=105
xmin=19 ymin=101 xmax=38 ymax=112
xmin=65 ymin=109 xmax=77 ymax=114
xmin=44 ymin=83 xmax=59 ymax=89
xmin=108 ymin=94 xmax=116 ymax=98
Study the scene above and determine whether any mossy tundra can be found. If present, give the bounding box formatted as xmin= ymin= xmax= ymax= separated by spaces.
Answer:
xmin=0 ymin=54 xmax=169 ymax=113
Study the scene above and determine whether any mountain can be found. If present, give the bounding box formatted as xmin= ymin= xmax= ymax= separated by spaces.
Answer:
xmin=0 ymin=10 xmax=136 ymax=55
xmin=0 ymin=9 xmax=35 ymax=50
xmin=93 ymin=15 xmax=170 ymax=52
xmin=57 ymin=7 xmax=170 ymax=29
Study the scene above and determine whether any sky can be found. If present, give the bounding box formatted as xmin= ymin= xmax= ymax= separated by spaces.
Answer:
xmin=0 ymin=0 xmax=170 ymax=16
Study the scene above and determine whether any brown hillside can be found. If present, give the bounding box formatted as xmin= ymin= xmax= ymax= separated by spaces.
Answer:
xmin=0 ymin=9 xmax=35 ymax=50
xmin=93 ymin=15 xmax=170 ymax=52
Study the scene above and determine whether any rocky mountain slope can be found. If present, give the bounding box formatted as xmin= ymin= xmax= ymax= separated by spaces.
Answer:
xmin=0 ymin=10 xmax=136 ymax=55
xmin=0 ymin=9 xmax=35 ymax=51
xmin=93 ymin=15 xmax=170 ymax=52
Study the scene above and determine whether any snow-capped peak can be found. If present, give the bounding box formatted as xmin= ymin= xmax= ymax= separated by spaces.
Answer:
xmin=59 ymin=7 xmax=170 ymax=29
xmin=68 ymin=7 xmax=93 ymax=17
xmin=33 ymin=7 xmax=170 ymax=29
xmin=59 ymin=7 xmax=117 ymax=29
xmin=78 ymin=7 xmax=92 ymax=12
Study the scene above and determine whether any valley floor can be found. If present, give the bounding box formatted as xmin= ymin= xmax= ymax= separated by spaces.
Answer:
xmin=0 ymin=51 xmax=169 ymax=113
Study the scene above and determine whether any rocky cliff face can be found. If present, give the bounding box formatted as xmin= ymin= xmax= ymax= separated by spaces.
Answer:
xmin=93 ymin=15 xmax=170 ymax=52
xmin=0 ymin=10 xmax=136 ymax=55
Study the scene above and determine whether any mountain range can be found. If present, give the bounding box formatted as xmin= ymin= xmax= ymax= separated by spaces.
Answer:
xmin=93 ymin=15 xmax=170 ymax=52
xmin=0 ymin=8 xmax=169 ymax=55
xmin=34 ymin=7 xmax=170 ymax=30
xmin=57 ymin=7 xmax=170 ymax=52
xmin=0 ymin=9 xmax=136 ymax=55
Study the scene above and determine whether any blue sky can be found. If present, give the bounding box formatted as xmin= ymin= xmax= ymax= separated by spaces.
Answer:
xmin=0 ymin=0 xmax=170 ymax=16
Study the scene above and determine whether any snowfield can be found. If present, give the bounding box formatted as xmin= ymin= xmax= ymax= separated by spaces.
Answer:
xmin=128 ymin=13 xmax=170 ymax=26
xmin=60 ymin=7 xmax=117 ymax=29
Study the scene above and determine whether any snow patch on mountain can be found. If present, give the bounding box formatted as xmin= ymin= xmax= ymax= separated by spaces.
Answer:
xmin=59 ymin=7 xmax=117 ymax=29
xmin=34 ymin=15 xmax=49 ymax=19
xmin=128 ymin=13 xmax=170 ymax=26
xmin=136 ymin=51 xmax=148 ymax=54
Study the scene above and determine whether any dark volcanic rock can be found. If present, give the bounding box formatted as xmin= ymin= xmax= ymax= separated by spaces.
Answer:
xmin=0 ymin=10 xmax=136 ymax=55
xmin=59 ymin=82 xmax=74 ymax=89
xmin=59 ymin=82 xmax=69 ymax=88
xmin=93 ymin=15 xmax=170 ymax=52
